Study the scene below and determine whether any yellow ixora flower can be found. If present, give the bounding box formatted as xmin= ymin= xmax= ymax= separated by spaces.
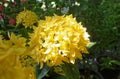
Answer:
xmin=0 ymin=33 xmax=35 ymax=79
xmin=29 ymin=14 xmax=90 ymax=67
xmin=16 ymin=10 xmax=39 ymax=28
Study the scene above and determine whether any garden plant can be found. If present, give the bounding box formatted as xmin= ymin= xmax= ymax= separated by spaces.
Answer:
xmin=0 ymin=0 xmax=120 ymax=79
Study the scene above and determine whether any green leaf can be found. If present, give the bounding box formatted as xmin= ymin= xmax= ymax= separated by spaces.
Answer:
xmin=62 ymin=62 xmax=80 ymax=79
xmin=36 ymin=64 xmax=50 ymax=79
xmin=55 ymin=75 xmax=67 ymax=79
xmin=110 ymin=60 xmax=120 ymax=66
xmin=0 ymin=19 xmax=4 ymax=28
xmin=87 ymin=42 xmax=96 ymax=48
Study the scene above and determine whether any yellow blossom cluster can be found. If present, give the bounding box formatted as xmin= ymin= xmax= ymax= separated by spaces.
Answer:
xmin=16 ymin=10 xmax=39 ymax=28
xmin=29 ymin=15 xmax=90 ymax=66
xmin=0 ymin=34 xmax=35 ymax=79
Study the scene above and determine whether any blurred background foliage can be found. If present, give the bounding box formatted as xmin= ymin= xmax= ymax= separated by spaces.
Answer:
xmin=0 ymin=0 xmax=120 ymax=79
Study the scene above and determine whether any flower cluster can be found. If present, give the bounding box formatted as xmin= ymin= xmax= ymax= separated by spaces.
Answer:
xmin=16 ymin=10 xmax=39 ymax=28
xmin=0 ymin=33 xmax=35 ymax=79
xmin=0 ymin=0 xmax=92 ymax=78
xmin=0 ymin=9 xmax=90 ymax=78
xmin=29 ymin=15 xmax=90 ymax=66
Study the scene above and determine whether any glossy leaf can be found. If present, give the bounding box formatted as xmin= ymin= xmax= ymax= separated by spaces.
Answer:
xmin=36 ymin=64 xmax=50 ymax=79
xmin=62 ymin=62 xmax=80 ymax=79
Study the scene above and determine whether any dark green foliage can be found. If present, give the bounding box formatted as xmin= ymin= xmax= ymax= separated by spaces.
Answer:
xmin=77 ymin=0 xmax=120 ymax=54
xmin=61 ymin=62 xmax=80 ymax=79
